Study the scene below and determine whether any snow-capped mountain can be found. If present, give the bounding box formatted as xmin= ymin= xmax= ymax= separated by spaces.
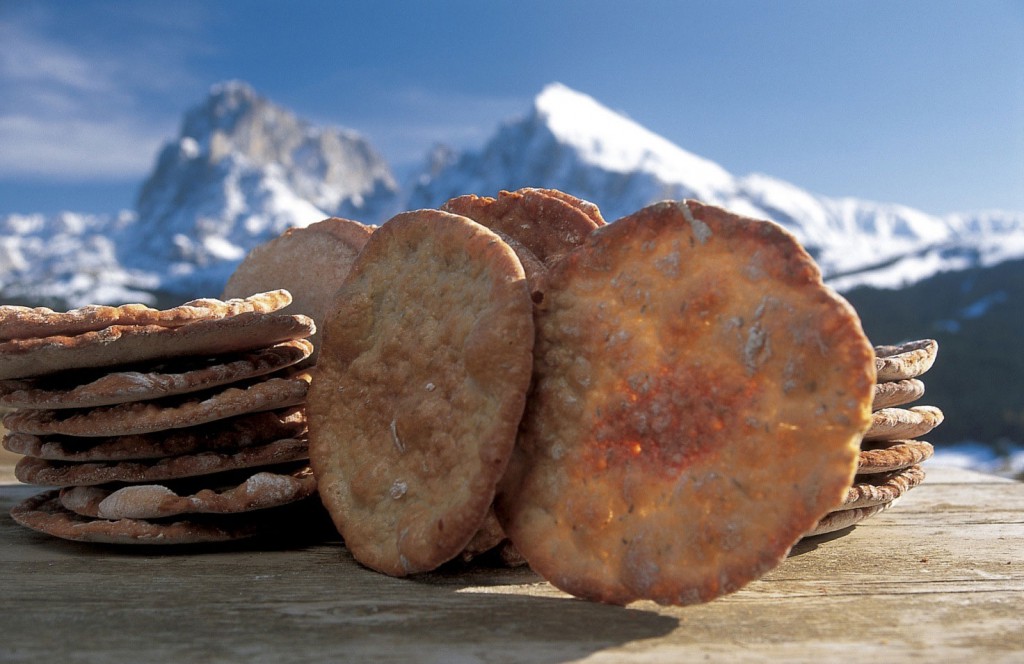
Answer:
xmin=123 ymin=81 xmax=399 ymax=295
xmin=409 ymin=83 xmax=1024 ymax=291
xmin=2 ymin=80 xmax=1022 ymax=308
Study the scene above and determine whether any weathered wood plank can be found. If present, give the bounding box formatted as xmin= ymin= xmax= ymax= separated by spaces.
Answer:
xmin=1 ymin=464 xmax=1021 ymax=663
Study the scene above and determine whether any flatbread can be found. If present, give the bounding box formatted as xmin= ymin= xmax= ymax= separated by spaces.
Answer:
xmin=0 ymin=340 xmax=312 ymax=409
xmin=3 ymin=371 xmax=312 ymax=437
xmin=10 ymin=489 xmax=314 ymax=545
xmin=308 ymin=209 xmax=534 ymax=576
xmin=222 ymin=218 xmax=373 ymax=363
xmin=875 ymin=339 xmax=938 ymax=382
xmin=872 ymin=378 xmax=925 ymax=410
xmin=836 ymin=465 xmax=925 ymax=511
xmin=496 ymin=199 xmax=875 ymax=606
xmin=858 ymin=439 xmax=934 ymax=474
xmin=0 ymin=290 xmax=293 ymax=342
xmin=0 ymin=312 xmax=315 ymax=381
xmin=14 ymin=436 xmax=309 ymax=487
xmin=803 ymin=503 xmax=891 ymax=538
xmin=2 ymin=408 xmax=306 ymax=461
xmin=864 ymin=406 xmax=944 ymax=441
xmin=59 ymin=464 xmax=317 ymax=519
xmin=441 ymin=188 xmax=600 ymax=265
xmin=519 ymin=188 xmax=606 ymax=226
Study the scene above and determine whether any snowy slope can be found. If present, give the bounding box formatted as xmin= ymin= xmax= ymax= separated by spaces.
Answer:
xmin=124 ymin=81 xmax=399 ymax=296
xmin=1 ymin=80 xmax=1022 ymax=308
xmin=410 ymin=83 xmax=1024 ymax=290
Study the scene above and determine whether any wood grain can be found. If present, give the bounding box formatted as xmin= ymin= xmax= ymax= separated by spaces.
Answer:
xmin=0 ymin=464 xmax=1021 ymax=662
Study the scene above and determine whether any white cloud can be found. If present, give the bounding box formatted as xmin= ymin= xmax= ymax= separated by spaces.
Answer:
xmin=0 ymin=10 xmax=198 ymax=179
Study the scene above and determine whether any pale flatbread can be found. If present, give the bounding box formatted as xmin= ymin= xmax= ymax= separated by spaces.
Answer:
xmin=803 ymin=502 xmax=891 ymax=538
xmin=222 ymin=218 xmax=373 ymax=363
xmin=872 ymin=378 xmax=925 ymax=410
xmin=59 ymin=464 xmax=317 ymax=519
xmin=11 ymin=489 xmax=316 ymax=545
xmin=0 ymin=290 xmax=293 ymax=342
xmin=875 ymin=339 xmax=938 ymax=382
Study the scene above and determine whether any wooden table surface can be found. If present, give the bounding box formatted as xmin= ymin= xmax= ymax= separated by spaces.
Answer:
xmin=0 ymin=463 xmax=1021 ymax=663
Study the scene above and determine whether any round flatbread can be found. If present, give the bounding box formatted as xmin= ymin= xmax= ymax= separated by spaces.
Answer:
xmin=875 ymin=339 xmax=938 ymax=382
xmin=858 ymin=439 xmax=934 ymax=474
xmin=496 ymin=199 xmax=875 ymax=606
xmin=872 ymin=378 xmax=925 ymax=411
xmin=0 ymin=340 xmax=312 ymax=409
xmin=836 ymin=465 xmax=925 ymax=511
xmin=59 ymin=464 xmax=317 ymax=519
xmin=864 ymin=405 xmax=943 ymax=441
xmin=222 ymin=218 xmax=373 ymax=363
xmin=803 ymin=502 xmax=891 ymax=538
xmin=2 ymin=408 xmax=306 ymax=461
xmin=308 ymin=209 xmax=534 ymax=576
xmin=519 ymin=188 xmax=606 ymax=226
xmin=10 ymin=489 xmax=313 ymax=545
xmin=0 ymin=290 xmax=293 ymax=342
xmin=441 ymin=188 xmax=599 ymax=266
xmin=14 ymin=436 xmax=309 ymax=487
xmin=3 ymin=371 xmax=312 ymax=437
xmin=0 ymin=312 xmax=315 ymax=381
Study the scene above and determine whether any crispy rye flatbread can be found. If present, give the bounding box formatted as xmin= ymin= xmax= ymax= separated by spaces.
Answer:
xmin=836 ymin=465 xmax=925 ymax=511
xmin=0 ymin=312 xmax=315 ymax=381
xmin=0 ymin=290 xmax=292 ymax=342
xmin=442 ymin=188 xmax=600 ymax=266
xmin=2 ymin=408 xmax=306 ymax=461
xmin=875 ymin=339 xmax=937 ymax=382
xmin=14 ymin=436 xmax=309 ymax=487
xmin=3 ymin=371 xmax=312 ymax=437
xmin=0 ymin=339 xmax=312 ymax=409
xmin=308 ymin=209 xmax=534 ymax=577
xmin=223 ymin=218 xmax=373 ymax=363
xmin=872 ymin=378 xmax=925 ymax=411
xmin=864 ymin=405 xmax=943 ymax=441
xmin=496 ymin=199 xmax=875 ymax=606
xmin=858 ymin=439 xmax=934 ymax=474
xmin=11 ymin=489 xmax=313 ymax=545
xmin=59 ymin=465 xmax=317 ymax=519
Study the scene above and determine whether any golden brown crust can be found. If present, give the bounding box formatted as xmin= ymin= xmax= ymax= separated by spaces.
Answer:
xmin=308 ymin=209 xmax=533 ymax=577
xmin=222 ymin=219 xmax=373 ymax=363
xmin=518 ymin=188 xmax=606 ymax=226
xmin=496 ymin=199 xmax=875 ymax=606
xmin=0 ymin=290 xmax=293 ymax=342
xmin=441 ymin=189 xmax=599 ymax=266
xmin=0 ymin=340 xmax=312 ymax=409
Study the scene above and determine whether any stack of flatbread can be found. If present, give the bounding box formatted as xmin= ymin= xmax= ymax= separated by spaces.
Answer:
xmin=1 ymin=290 xmax=322 ymax=545
xmin=805 ymin=339 xmax=940 ymax=537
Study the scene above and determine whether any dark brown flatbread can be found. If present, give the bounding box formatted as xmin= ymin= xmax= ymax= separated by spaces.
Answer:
xmin=837 ymin=465 xmax=925 ymax=511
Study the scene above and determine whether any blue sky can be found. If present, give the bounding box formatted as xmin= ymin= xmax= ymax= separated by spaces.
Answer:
xmin=0 ymin=0 xmax=1021 ymax=217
